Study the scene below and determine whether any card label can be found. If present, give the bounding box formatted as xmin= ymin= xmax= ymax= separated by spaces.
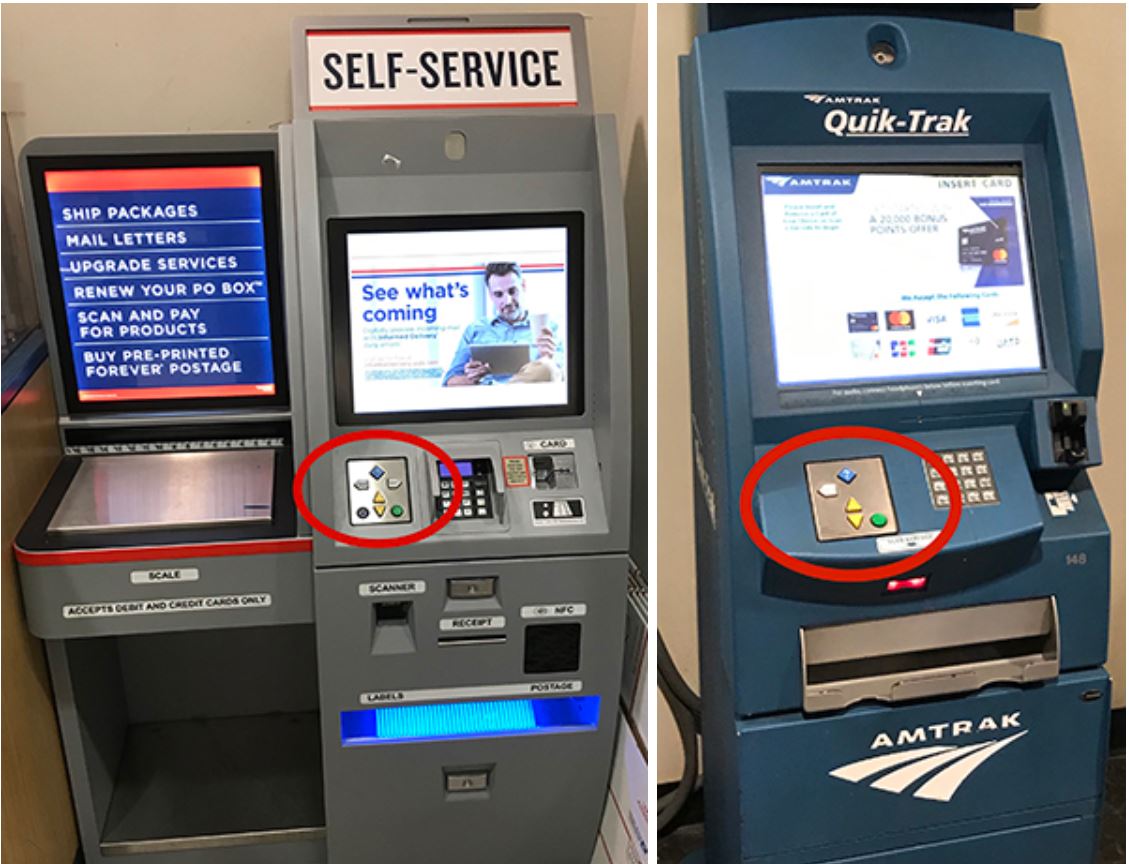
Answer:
xmin=875 ymin=531 xmax=940 ymax=555
xmin=523 ymin=437 xmax=576 ymax=452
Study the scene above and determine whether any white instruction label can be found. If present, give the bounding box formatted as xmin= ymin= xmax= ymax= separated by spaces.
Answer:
xmin=359 ymin=580 xmax=426 ymax=597
xmin=521 ymin=603 xmax=587 ymax=619
xmin=130 ymin=567 xmax=199 ymax=585
xmin=360 ymin=679 xmax=582 ymax=706
xmin=439 ymin=615 xmax=506 ymax=632
xmin=63 ymin=593 xmax=272 ymax=619
xmin=875 ymin=531 xmax=941 ymax=555
xmin=524 ymin=437 xmax=576 ymax=452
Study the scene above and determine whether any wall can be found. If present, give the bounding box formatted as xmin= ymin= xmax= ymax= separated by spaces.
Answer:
xmin=657 ymin=4 xmax=1126 ymax=781
xmin=1 ymin=364 xmax=73 ymax=863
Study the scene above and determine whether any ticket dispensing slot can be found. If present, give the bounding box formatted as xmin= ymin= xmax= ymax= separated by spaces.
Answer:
xmin=801 ymin=598 xmax=1060 ymax=713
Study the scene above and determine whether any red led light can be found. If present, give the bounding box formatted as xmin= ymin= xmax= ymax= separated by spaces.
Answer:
xmin=886 ymin=576 xmax=928 ymax=593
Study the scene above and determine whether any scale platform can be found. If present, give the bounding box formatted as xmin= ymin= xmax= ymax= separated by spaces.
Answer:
xmin=48 ymin=450 xmax=276 ymax=534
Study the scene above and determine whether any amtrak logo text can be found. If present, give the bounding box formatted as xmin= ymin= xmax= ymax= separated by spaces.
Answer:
xmin=804 ymin=93 xmax=881 ymax=106
xmin=830 ymin=713 xmax=1026 ymax=803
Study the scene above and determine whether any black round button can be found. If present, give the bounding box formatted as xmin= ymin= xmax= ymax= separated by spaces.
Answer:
xmin=357 ymin=507 xmax=370 ymax=519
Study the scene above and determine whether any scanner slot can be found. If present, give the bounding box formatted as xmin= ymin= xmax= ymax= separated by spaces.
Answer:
xmin=801 ymin=597 xmax=1059 ymax=713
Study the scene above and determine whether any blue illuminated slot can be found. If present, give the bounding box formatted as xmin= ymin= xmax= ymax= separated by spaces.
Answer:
xmin=340 ymin=695 xmax=600 ymax=746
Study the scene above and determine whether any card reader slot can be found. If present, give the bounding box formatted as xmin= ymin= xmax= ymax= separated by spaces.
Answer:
xmin=801 ymin=597 xmax=1059 ymax=713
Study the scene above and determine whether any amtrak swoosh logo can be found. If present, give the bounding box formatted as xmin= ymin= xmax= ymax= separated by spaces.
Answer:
xmin=828 ymin=731 xmax=1027 ymax=802
xmin=804 ymin=94 xmax=828 ymax=104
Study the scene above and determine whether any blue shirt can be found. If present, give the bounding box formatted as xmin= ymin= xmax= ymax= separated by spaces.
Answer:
xmin=442 ymin=314 xmax=560 ymax=385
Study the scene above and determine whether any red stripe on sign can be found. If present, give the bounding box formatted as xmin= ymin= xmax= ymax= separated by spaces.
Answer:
xmin=306 ymin=27 xmax=571 ymax=36
xmin=45 ymin=166 xmax=262 ymax=193
xmin=77 ymin=383 xmax=276 ymax=402
xmin=14 ymin=537 xmax=313 ymax=567
xmin=310 ymin=101 xmax=578 ymax=112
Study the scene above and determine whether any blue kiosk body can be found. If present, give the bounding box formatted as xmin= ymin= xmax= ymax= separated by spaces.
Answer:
xmin=681 ymin=16 xmax=1110 ymax=864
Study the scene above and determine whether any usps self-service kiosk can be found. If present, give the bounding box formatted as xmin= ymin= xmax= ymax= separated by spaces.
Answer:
xmin=682 ymin=15 xmax=1110 ymax=864
xmin=14 ymin=14 xmax=630 ymax=864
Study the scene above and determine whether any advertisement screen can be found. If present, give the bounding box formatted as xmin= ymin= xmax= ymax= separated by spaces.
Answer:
xmin=761 ymin=168 xmax=1043 ymax=387
xmin=340 ymin=222 xmax=576 ymax=418
xmin=43 ymin=164 xmax=279 ymax=403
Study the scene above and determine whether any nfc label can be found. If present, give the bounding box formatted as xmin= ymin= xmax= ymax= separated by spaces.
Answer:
xmin=521 ymin=603 xmax=587 ymax=619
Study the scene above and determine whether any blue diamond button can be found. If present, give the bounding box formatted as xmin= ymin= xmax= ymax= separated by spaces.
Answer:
xmin=837 ymin=467 xmax=857 ymax=484
xmin=369 ymin=464 xmax=386 ymax=481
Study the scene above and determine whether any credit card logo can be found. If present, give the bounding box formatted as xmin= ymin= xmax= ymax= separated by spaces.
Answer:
xmin=959 ymin=218 xmax=1009 ymax=266
xmin=961 ymin=308 xmax=981 ymax=327
xmin=925 ymin=313 xmax=948 ymax=326
xmin=848 ymin=311 xmax=880 ymax=332
xmin=886 ymin=310 xmax=915 ymax=331
xmin=928 ymin=337 xmax=952 ymax=356
xmin=890 ymin=339 xmax=916 ymax=358
xmin=851 ymin=338 xmax=881 ymax=360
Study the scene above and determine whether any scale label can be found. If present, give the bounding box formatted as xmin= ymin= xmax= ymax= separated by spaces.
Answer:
xmin=360 ymin=679 xmax=582 ymax=706
xmin=439 ymin=615 xmax=506 ymax=632
xmin=306 ymin=28 xmax=578 ymax=111
xmin=63 ymin=593 xmax=272 ymax=619
xmin=359 ymin=580 xmax=426 ymax=597
xmin=130 ymin=567 xmax=199 ymax=585
xmin=524 ymin=437 xmax=575 ymax=452
xmin=875 ymin=531 xmax=940 ymax=555
xmin=521 ymin=603 xmax=587 ymax=619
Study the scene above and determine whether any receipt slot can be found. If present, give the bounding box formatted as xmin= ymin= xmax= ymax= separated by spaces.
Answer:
xmin=292 ymin=15 xmax=631 ymax=864
xmin=682 ymin=15 xmax=1110 ymax=864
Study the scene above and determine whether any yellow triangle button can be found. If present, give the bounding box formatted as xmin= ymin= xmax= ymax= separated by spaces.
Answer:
xmin=845 ymin=497 xmax=862 ymax=513
xmin=373 ymin=491 xmax=386 ymax=505
xmin=847 ymin=512 xmax=864 ymax=529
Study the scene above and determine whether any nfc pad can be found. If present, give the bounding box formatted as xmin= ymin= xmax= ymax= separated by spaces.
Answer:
xmin=523 ymin=623 xmax=581 ymax=674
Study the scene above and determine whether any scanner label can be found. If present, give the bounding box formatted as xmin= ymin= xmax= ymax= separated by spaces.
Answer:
xmin=306 ymin=28 xmax=578 ymax=111
xmin=359 ymin=580 xmax=426 ymax=597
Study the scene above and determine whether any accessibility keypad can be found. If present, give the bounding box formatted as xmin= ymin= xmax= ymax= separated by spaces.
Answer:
xmin=924 ymin=447 xmax=999 ymax=508
xmin=440 ymin=474 xmax=494 ymax=520
xmin=806 ymin=457 xmax=898 ymax=542
xmin=347 ymin=458 xmax=412 ymax=526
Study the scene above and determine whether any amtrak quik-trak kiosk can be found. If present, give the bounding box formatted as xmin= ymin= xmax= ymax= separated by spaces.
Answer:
xmin=682 ymin=14 xmax=1111 ymax=864
xmin=14 ymin=14 xmax=630 ymax=864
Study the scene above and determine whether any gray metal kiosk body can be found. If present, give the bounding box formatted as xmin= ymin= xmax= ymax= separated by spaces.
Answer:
xmin=15 ymin=14 xmax=630 ymax=864
xmin=291 ymin=15 xmax=630 ymax=864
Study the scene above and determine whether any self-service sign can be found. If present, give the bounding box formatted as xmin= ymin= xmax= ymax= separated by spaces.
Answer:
xmin=306 ymin=27 xmax=578 ymax=111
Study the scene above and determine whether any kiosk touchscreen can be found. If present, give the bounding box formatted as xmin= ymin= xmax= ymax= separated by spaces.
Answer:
xmin=682 ymin=15 xmax=1109 ymax=864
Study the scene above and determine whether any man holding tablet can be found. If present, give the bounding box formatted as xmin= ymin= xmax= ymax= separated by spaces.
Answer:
xmin=443 ymin=261 xmax=562 ymax=386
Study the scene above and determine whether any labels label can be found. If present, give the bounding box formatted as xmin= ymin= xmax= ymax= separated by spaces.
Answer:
xmin=360 ymin=679 xmax=582 ymax=706
xmin=63 ymin=593 xmax=271 ymax=619
xmin=306 ymin=28 xmax=578 ymax=111
xmin=531 ymin=498 xmax=586 ymax=526
xmin=521 ymin=603 xmax=587 ymax=619
xmin=359 ymin=580 xmax=426 ymax=597
xmin=130 ymin=567 xmax=199 ymax=584
xmin=439 ymin=615 xmax=506 ymax=632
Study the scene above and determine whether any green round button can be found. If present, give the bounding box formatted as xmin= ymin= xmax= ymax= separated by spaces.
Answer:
xmin=390 ymin=504 xmax=404 ymax=518
xmin=870 ymin=513 xmax=888 ymax=528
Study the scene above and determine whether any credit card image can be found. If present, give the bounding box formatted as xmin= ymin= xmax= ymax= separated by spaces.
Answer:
xmin=885 ymin=310 xmax=915 ymax=331
xmin=847 ymin=311 xmax=880 ymax=332
xmin=959 ymin=218 xmax=1009 ymax=266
